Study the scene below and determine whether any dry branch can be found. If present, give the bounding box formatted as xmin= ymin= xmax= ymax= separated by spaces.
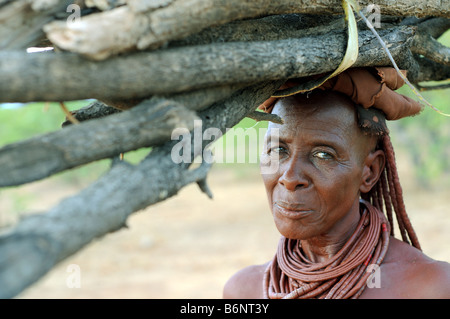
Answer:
xmin=0 ymin=99 xmax=199 ymax=187
xmin=61 ymin=100 xmax=122 ymax=126
xmin=0 ymin=81 xmax=282 ymax=299
xmin=247 ymin=111 xmax=284 ymax=124
xmin=0 ymin=155 xmax=212 ymax=299
xmin=169 ymin=14 xmax=345 ymax=47
xmin=1 ymin=84 xmax=247 ymax=187
xmin=407 ymin=17 xmax=450 ymax=39
xmin=412 ymin=32 xmax=450 ymax=66
xmin=43 ymin=0 xmax=449 ymax=60
xmin=413 ymin=55 xmax=450 ymax=83
xmin=62 ymin=84 xmax=247 ymax=124
xmin=0 ymin=26 xmax=416 ymax=103
xmin=407 ymin=17 xmax=450 ymax=67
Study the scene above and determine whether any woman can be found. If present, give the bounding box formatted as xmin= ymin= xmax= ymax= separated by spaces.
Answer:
xmin=223 ymin=68 xmax=450 ymax=299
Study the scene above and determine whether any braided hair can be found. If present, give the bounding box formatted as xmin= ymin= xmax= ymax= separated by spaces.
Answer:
xmin=357 ymin=105 xmax=421 ymax=250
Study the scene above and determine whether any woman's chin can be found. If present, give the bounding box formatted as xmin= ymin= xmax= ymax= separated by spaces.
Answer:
xmin=274 ymin=218 xmax=316 ymax=240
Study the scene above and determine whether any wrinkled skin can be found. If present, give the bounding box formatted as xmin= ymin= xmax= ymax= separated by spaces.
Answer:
xmin=223 ymin=91 xmax=450 ymax=299
xmin=260 ymin=92 xmax=382 ymax=262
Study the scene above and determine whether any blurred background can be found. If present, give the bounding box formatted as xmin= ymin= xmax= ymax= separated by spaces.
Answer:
xmin=0 ymin=32 xmax=449 ymax=299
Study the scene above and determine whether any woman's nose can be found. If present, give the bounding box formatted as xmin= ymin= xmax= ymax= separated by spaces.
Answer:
xmin=278 ymin=157 xmax=310 ymax=191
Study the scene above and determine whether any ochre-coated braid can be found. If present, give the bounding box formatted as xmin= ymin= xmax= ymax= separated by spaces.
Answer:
xmin=381 ymin=135 xmax=421 ymax=250
xmin=363 ymin=135 xmax=420 ymax=249
xmin=380 ymin=170 xmax=395 ymax=237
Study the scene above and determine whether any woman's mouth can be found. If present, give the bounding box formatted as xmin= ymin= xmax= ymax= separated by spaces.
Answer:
xmin=274 ymin=202 xmax=314 ymax=220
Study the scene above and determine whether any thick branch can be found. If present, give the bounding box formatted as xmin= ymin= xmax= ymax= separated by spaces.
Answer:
xmin=412 ymin=32 xmax=450 ymax=66
xmin=43 ymin=0 xmax=448 ymax=60
xmin=412 ymin=55 xmax=450 ymax=83
xmin=0 ymin=26 xmax=416 ymax=103
xmin=169 ymin=14 xmax=345 ymax=47
xmin=0 ymin=99 xmax=199 ymax=187
xmin=0 ymin=81 xmax=281 ymax=299
xmin=247 ymin=111 xmax=284 ymax=124
xmin=401 ymin=17 xmax=450 ymax=39
xmin=63 ymin=84 xmax=247 ymax=126
xmin=0 ymin=156 xmax=212 ymax=299
xmin=61 ymin=100 xmax=122 ymax=126
xmin=1 ymin=82 xmax=250 ymax=187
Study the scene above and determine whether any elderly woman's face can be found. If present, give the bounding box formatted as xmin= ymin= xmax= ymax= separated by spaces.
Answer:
xmin=260 ymin=92 xmax=377 ymax=240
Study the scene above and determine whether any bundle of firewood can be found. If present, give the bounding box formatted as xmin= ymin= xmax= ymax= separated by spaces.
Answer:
xmin=0 ymin=0 xmax=448 ymax=299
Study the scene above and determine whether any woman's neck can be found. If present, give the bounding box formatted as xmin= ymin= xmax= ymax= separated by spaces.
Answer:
xmin=300 ymin=200 xmax=362 ymax=264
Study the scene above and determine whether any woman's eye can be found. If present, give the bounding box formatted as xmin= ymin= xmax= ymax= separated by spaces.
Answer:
xmin=268 ymin=146 xmax=287 ymax=155
xmin=272 ymin=147 xmax=284 ymax=153
xmin=314 ymin=151 xmax=333 ymax=160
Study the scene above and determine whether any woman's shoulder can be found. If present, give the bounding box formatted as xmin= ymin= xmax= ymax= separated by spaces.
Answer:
xmin=223 ymin=262 xmax=270 ymax=299
xmin=378 ymin=237 xmax=450 ymax=298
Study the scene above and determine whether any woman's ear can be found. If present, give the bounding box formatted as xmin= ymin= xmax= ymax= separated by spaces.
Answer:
xmin=360 ymin=149 xmax=385 ymax=193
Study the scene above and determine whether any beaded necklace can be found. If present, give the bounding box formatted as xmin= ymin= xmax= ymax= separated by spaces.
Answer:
xmin=263 ymin=199 xmax=390 ymax=299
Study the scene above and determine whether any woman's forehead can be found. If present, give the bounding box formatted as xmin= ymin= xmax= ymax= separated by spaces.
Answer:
xmin=268 ymin=92 xmax=359 ymax=138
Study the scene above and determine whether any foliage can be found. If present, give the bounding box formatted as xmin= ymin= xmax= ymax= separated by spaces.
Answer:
xmin=389 ymin=87 xmax=450 ymax=188
xmin=387 ymin=31 xmax=450 ymax=188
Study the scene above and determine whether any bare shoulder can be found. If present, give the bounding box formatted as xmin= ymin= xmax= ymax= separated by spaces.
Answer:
xmin=420 ymin=259 xmax=450 ymax=298
xmin=223 ymin=262 xmax=269 ymax=299
xmin=376 ymin=237 xmax=450 ymax=299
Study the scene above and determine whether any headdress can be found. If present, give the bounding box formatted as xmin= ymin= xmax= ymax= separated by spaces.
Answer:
xmin=259 ymin=67 xmax=422 ymax=134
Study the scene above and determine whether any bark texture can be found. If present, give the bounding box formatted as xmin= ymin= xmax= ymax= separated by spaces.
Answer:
xmin=0 ymin=99 xmax=199 ymax=187
xmin=0 ymin=27 xmax=417 ymax=102
xmin=42 ymin=0 xmax=449 ymax=60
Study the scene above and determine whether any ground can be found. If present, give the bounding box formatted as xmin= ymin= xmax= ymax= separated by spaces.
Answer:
xmin=3 ymin=158 xmax=449 ymax=299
